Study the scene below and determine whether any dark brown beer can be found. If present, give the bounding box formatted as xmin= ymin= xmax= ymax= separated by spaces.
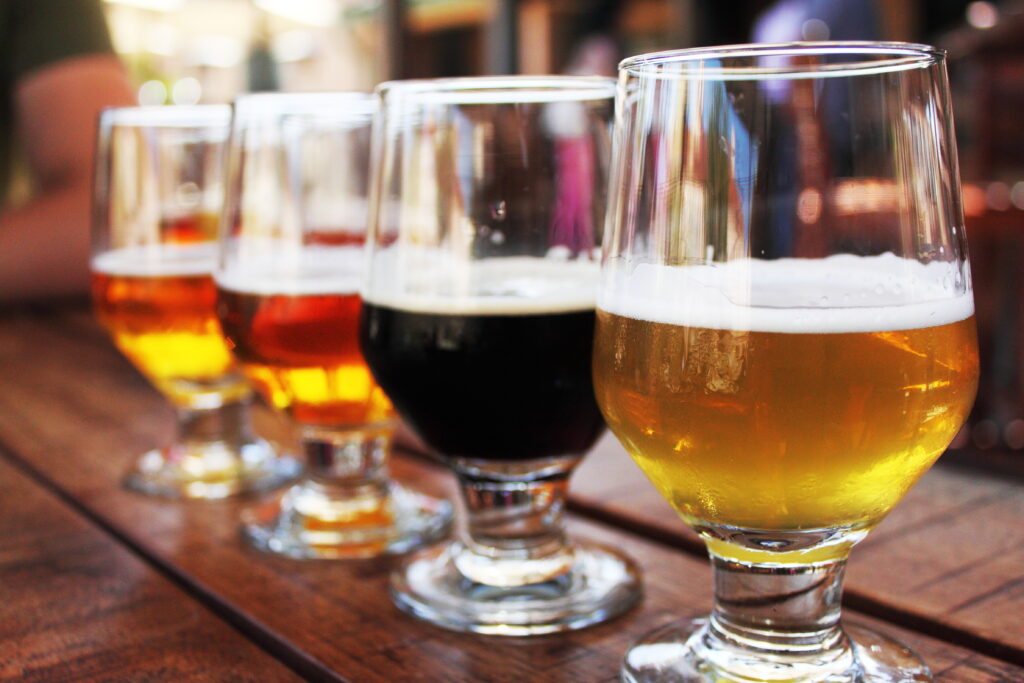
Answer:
xmin=360 ymin=303 xmax=605 ymax=460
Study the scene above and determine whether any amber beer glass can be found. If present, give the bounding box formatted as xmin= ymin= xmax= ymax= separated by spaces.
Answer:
xmin=92 ymin=106 xmax=299 ymax=499
xmin=361 ymin=77 xmax=640 ymax=634
xmin=594 ymin=44 xmax=980 ymax=681
xmin=215 ymin=93 xmax=451 ymax=559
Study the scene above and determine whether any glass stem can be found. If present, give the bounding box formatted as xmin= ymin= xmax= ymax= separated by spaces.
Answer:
xmin=705 ymin=551 xmax=851 ymax=667
xmin=172 ymin=396 xmax=258 ymax=480
xmin=299 ymin=424 xmax=392 ymax=500
xmin=177 ymin=396 xmax=254 ymax=452
xmin=450 ymin=455 xmax=580 ymax=587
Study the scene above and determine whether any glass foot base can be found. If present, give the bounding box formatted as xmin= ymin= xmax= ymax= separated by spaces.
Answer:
xmin=123 ymin=439 xmax=301 ymax=500
xmin=241 ymin=482 xmax=453 ymax=559
xmin=622 ymin=619 xmax=932 ymax=682
xmin=391 ymin=539 xmax=642 ymax=636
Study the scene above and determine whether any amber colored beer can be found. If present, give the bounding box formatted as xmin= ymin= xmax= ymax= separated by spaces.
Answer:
xmin=217 ymin=286 xmax=393 ymax=429
xmin=593 ymin=258 xmax=979 ymax=534
xmin=92 ymin=244 xmax=248 ymax=408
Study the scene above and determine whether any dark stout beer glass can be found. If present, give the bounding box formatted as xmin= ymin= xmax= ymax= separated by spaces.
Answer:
xmin=360 ymin=77 xmax=641 ymax=634
xmin=216 ymin=93 xmax=451 ymax=558
xmin=595 ymin=43 xmax=979 ymax=681
xmin=92 ymin=106 xmax=300 ymax=499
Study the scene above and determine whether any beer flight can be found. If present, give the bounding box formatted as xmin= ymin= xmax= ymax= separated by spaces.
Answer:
xmin=90 ymin=43 xmax=979 ymax=682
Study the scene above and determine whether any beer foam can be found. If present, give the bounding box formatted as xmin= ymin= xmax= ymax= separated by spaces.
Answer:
xmin=216 ymin=244 xmax=364 ymax=296
xmin=365 ymin=249 xmax=598 ymax=315
xmin=92 ymin=243 xmax=217 ymax=277
xmin=598 ymin=254 xmax=974 ymax=334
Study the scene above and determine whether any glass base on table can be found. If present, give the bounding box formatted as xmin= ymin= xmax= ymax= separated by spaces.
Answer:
xmin=621 ymin=619 xmax=932 ymax=683
xmin=390 ymin=539 xmax=642 ymax=636
xmin=241 ymin=480 xmax=453 ymax=560
xmin=123 ymin=438 xmax=301 ymax=500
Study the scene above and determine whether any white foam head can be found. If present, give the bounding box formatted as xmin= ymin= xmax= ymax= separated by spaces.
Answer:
xmin=216 ymin=243 xmax=364 ymax=296
xmin=92 ymin=243 xmax=217 ymax=277
xmin=365 ymin=247 xmax=599 ymax=315
xmin=598 ymin=253 xmax=974 ymax=333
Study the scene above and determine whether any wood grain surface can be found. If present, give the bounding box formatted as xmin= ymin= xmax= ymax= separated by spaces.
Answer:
xmin=0 ymin=305 xmax=1021 ymax=681
xmin=0 ymin=455 xmax=299 ymax=682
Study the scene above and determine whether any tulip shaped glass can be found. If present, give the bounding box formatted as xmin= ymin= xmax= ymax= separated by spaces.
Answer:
xmin=594 ymin=43 xmax=979 ymax=682
xmin=216 ymin=93 xmax=452 ymax=558
xmin=361 ymin=77 xmax=642 ymax=634
xmin=92 ymin=105 xmax=300 ymax=499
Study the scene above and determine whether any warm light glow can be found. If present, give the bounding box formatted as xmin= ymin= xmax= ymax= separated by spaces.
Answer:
xmin=172 ymin=77 xmax=202 ymax=105
xmin=986 ymin=181 xmax=1011 ymax=211
xmin=273 ymin=30 xmax=317 ymax=63
xmin=831 ymin=180 xmax=899 ymax=216
xmin=1005 ymin=419 xmax=1024 ymax=450
xmin=188 ymin=35 xmax=245 ymax=68
xmin=962 ymin=183 xmax=987 ymax=217
xmin=1012 ymin=181 xmax=1024 ymax=210
xmin=104 ymin=0 xmax=186 ymax=11
xmin=966 ymin=1 xmax=999 ymax=29
xmin=800 ymin=18 xmax=830 ymax=41
xmin=254 ymin=0 xmax=339 ymax=27
xmin=138 ymin=79 xmax=168 ymax=105
xmin=797 ymin=187 xmax=822 ymax=224
xmin=146 ymin=22 xmax=180 ymax=56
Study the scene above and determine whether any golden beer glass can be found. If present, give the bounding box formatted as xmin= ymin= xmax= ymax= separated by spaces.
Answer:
xmin=594 ymin=44 xmax=979 ymax=681
xmin=215 ymin=93 xmax=452 ymax=559
xmin=92 ymin=106 xmax=300 ymax=499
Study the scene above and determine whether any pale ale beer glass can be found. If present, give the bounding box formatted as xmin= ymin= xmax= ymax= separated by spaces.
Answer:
xmin=92 ymin=106 xmax=300 ymax=499
xmin=594 ymin=44 xmax=980 ymax=681
xmin=361 ymin=77 xmax=641 ymax=633
xmin=216 ymin=93 xmax=452 ymax=558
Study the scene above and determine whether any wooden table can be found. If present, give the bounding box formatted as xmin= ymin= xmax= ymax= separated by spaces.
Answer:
xmin=1 ymin=303 xmax=1021 ymax=681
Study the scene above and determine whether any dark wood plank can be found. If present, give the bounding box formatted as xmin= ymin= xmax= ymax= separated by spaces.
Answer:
xmin=0 ymin=306 xmax=1019 ymax=680
xmin=573 ymin=432 xmax=1024 ymax=664
xmin=0 ymin=455 xmax=299 ymax=682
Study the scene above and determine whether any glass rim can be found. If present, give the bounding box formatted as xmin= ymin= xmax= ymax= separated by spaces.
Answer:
xmin=619 ymin=41 xmax=945 ymax=80
xmin=376 ymin=75 xmax=616 ymax=105
xmin=100 ymin=104 xmax=231 ymax=127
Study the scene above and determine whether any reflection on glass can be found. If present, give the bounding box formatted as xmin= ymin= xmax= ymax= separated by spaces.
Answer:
xmin=92 ymin=105 xmax=300 ymax=499
xmin=595 ymin=43 xmax=979 ymax=681
xmin=360 ymin=77 xmax=641 ymax=634
xmin=216 ymin=93 xmax=452 ymax=559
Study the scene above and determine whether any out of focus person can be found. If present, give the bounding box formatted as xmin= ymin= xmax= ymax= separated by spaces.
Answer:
xmin=563 ymin=0 xmax=625 ymax=76
xmin=0 ymin=0 xmax=134 ymax=303
xmin=753 ymin=0 xmax=881 ymax=43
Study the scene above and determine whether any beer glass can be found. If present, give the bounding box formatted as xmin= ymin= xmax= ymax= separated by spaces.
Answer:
xmin=92 ymin=106 xmax=300 ymax=499
xmin=216 ymin=92 xmax=452 ymax=559
xmin=361 ymin=77 xmax=641 ymax=633
xmin=594 ymin=43 xmax=979 ymax=681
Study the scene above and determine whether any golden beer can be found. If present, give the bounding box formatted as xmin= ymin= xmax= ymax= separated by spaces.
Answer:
xmin=216 ymin=288 xmax=393 ymax=429
xmin=594 ymin=258 xmax=979 ymax=536
xmin=92 ymin=244 xmax=249 ymax=408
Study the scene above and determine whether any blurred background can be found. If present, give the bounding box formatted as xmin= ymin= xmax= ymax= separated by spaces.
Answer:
xmin=101 ymin=0 xmax=1024 ymax=457
xmin=101 ymin=1 xmax=1019 ymax=98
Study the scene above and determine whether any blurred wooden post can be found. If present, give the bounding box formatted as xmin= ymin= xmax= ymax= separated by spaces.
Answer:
xmin=382 ymin=0 xmax=406 ymax=80
xmin=875 ymin=0 xmax=917 ymax=41
xmin=487 ymin=0 xmax=519 ymax=74
xmin=517 ymin=0 xmax=553 ymax=74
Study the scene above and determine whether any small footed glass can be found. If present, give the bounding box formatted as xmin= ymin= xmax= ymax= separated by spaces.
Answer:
xmin=91 ymin=105 xmax=300 ymax=499
xmin=216 ymin=93 xmax=452 ymax=559
xmin=595 ymin=43 xmax=979 ymax=681
xmin=361 ymin=76 xmax=642 ymax=633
